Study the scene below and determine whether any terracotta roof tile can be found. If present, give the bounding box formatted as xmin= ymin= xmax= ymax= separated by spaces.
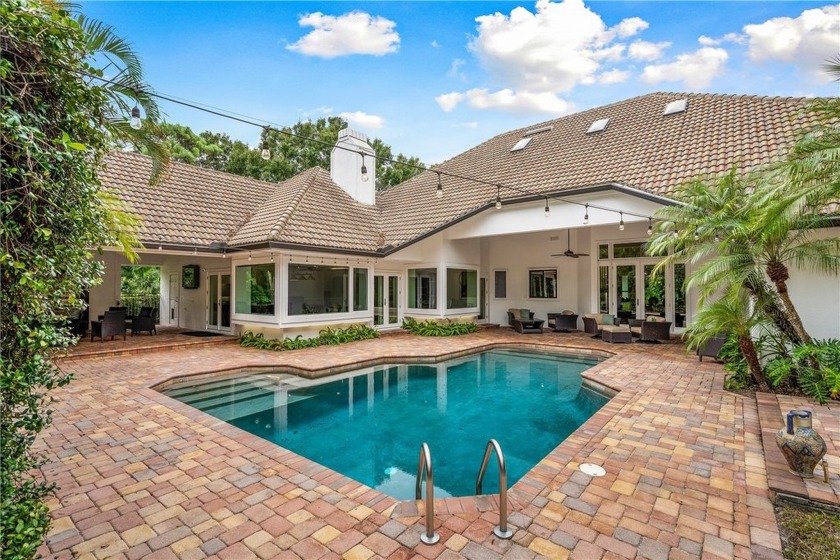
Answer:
xmin=104 ymin=93 xmax=819 ymax=255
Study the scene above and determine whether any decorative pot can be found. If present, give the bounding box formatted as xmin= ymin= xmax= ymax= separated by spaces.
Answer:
xmin=775 ymin=410 xmax=827 ymax=478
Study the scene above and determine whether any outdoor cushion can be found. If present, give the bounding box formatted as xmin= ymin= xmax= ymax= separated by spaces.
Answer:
xmin=601 ymin=314 xmax=614 ymax=325
xmin=508 ymin=308 xmax=519 ymax=320
xmin=561 ymin=310 xmax=575 ymax=315
xmin=520 ymin=308 xmax=531 ymax=320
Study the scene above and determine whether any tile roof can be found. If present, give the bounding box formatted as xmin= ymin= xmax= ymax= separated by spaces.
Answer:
xmin=378 ymin=92 xmax=818 ymax=248
xmin=103 ymin=92 xmax=819 ymax=254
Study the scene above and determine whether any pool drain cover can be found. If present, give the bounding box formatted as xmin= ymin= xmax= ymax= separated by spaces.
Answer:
xmin=579 ymin=463 xmax=606 ymax=477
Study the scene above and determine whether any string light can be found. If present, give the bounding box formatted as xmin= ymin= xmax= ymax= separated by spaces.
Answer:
xmin=583 ymin=204 xmax=589 ymax=225
xmin=193 ymin=245 xmax=198 ymax=255
xmin=248 ymin=251 xmax=252 ymax=261
xmin=544 ymin=197 xmax=550 ymax=218
xmin=436 ymin=172 xmax=443 ymax=199
xmin=694 ymin=230 xmax=700 ymax=241
xmin=673 ymin=228 xmax=680 ymax=239
xmin=270 ymin=253 xmax=274 ymax=262
xmin=130 ymin=104 xmax=142 ymax=130
xmin=360 ymin=154 xmax=369 ymax=182
xmin=222 ymin=249 xmax=227 ymax=258
xmin=619 ymin=212 xmax=625 ymax=231
xmin=158 ymin=235 xmax=163 ymax=250
xmin=495 ymin=187 xmax=502 ymax=210
xmin=647 ymin=218 xmax=653 ymax=236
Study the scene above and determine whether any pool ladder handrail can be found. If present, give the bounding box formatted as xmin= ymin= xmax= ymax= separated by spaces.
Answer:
xmin=415 ymin=442 xmax=440 ymax=545
xmin=475 ymin=438 xmax=513 ymax=539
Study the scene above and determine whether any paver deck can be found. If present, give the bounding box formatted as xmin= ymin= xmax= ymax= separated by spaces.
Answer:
xmin=35 ymin=329 xmax=838 ymax=559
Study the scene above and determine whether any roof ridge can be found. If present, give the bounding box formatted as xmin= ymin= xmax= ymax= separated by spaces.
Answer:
xmin=268 ymin=168 xmax=319 ymax=241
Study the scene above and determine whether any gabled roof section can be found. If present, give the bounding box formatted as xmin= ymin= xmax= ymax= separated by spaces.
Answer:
xmin=229 ymin=168 xmax=382 ymax=252
xmin=378 ymin=92 xmax=817 ymax=248
xmin=101 ymin=151 xmax=275 ymax=246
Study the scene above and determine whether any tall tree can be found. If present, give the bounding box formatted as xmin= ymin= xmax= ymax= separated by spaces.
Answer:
xmin=1 ymin=1 xmax=156 ymax=556
xmin=154 ymin=118 xmax=425 ymax=191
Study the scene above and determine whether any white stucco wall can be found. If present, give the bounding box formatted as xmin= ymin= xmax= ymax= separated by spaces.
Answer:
xmin=785 ymin=226 xmax=840 ymax=339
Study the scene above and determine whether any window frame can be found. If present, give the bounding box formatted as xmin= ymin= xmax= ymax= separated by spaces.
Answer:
xmin=445 ymin=266 xmax=479 ymax=311
xmin=528 ymin=268 xmax=558 ymax=299
xmin=232 ymin=259 xmax=277 ymax=323
xmin=493 ymin=269 xmax=507 ymax=299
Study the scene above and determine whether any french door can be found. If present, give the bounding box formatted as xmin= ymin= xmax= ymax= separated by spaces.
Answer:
xmin=374 ymin=274 xmax=400 ymax=328
xmin=598 ymin=261 xmax=686 ymax=330
xmin=207 ymin=271 xmax=231 ymax=331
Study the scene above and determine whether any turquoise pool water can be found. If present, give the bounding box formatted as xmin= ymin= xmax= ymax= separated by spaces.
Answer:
xmin=162 ymin=349 xmax=607 ymax=500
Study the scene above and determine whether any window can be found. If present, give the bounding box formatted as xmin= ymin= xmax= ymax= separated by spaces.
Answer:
xmin=598 ymin=244 xmax=609 ymax=259
xmin=353 ymin=268 xmax=368 ymax=311
xmin=446 ymin=268 xmax=477 ymax=309
xmin=235 ymin=263 xmax=275 ymax=315
xmin=529 ymin=269 xmax=557 ymax=299
xmin=408 ymin=268 xmax=437 ymax=309
xmin=613 ymin=242 xmax=645 ymax=259
xmin=494 ymin=270 xmax=507 ymax=299
xmin=288 ymin=264 xmax=349 ymax=315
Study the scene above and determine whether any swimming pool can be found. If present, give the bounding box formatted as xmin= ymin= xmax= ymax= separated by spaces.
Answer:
xmin=162 ymin=349 xmax=608 ymax=500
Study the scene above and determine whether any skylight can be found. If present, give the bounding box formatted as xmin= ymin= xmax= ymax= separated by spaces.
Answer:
xmin=511 ymin=137 xmax=532 ymax=152
xmin=663 ymin=99 xmax=687 ymax=116
xmin=586 ymin=118 xmax=610 ymax=134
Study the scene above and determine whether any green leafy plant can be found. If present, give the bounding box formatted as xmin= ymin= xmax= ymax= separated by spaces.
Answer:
xmin=401 ymin=317 xmax=478 ymax=336
xmin=240 ymin=324 xmax=379 ymax=352
xmin=766 ymin=339 xmax=840 ymax=404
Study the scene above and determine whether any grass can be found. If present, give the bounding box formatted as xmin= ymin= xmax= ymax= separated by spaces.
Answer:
xmin=777 ymin=504 xmax=840 ymax=560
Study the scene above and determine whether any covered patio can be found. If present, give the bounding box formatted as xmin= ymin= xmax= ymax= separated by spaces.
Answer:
xmin=39 ymin=329 xmax=839 ymax=559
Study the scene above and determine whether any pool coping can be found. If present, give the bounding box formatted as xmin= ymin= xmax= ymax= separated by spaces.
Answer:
xmin=147 ymin=342 xmax=627 ymax=526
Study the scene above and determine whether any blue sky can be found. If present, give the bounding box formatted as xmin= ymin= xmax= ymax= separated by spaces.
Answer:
xmin=80 ymin=1 xmax=839 ymax=164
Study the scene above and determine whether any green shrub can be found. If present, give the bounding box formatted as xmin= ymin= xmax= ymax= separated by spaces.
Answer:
xmin=401 ymin=317 xmax=478 ymax=336
xmin=240 ymin=324 xmax=379 ymax=352
xmin=720 ymin=333 xmax=751 ymax=391
xmin=766 ymin=339 xmax=840 ymax=404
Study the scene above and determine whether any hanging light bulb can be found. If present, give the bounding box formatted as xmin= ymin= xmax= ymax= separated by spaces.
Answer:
xmin=193 ymin=246 xmax=198 ymax=256
xmin=619 ymin=212 xmax=625 ymax=231
xmin=583 ymin=204 xmax=589 ymax=225
xmin=495 ymin=187 xmax=502 ymax=210
xmin=222 ymin=249 xmax=227 ymax=259
xmin=248 ymin=251 xmax=252 ymax=261
xmin=714 ymin=232 xmax=721 ymax=243
xmin=436 ymin=172 xmax=443 ymax=199
xmin=544 ymin=197 xmax=550 ymax=218
xmin=130 ymin=104 xmax=142 ymax=130
xmin=261 ymin=147 xmax=270 ymax=160
xmin=673 ymin=228 xmax=680 ymax=239
xmin=647 ymin=218 xmax=653 ymax=236
xmin=360 ymin=154 xmax=369 ymax=182
xmin=270 ymin=253 xmax=274 ymax=262
xmin=694 ymin=230 xmax=700 ymax=241
xmin=158 ymin=236 xmax=163 ymax=250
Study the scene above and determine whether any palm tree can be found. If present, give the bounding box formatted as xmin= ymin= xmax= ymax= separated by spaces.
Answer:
xmin=686 ymin=287 xmax=771 ymax=392
xmin=647 ymin=169 xmax=803 ymax=345
xmin=77 ymin=14 xmax=169 ymax=183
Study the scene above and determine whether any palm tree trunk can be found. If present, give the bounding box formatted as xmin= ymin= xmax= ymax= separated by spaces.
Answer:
xmin=739 ymin=334 xmax=771 ymax=392
xmin=745 ymin=277 xmax=802 ymax=345
xmin=766 ymin=263 xmax=813 ymax=345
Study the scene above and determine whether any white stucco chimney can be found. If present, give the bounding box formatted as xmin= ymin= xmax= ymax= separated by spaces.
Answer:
xmin=330 ymin=128 xmax=376 ymax=205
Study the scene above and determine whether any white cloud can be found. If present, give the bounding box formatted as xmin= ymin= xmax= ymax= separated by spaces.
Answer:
xmin=628 ymin=40 xmax=671 ymax=61
xmin=468 ymin=0 xmax=649 ymax=93
xmin=338 ymin=111 xmax=385 ymax=130
xmin=641 ymin=47 xmax=728 ymax=89
xmin=698 ymin=33 xmax=745 ymax=46
xmin=286 ymin=11 xmax=400 ymax=58
xmin=447 ymin=59 xmax=467 ymax=80
xmin=431 ymin=40 xmax=440 ymax=48
xmin=613 ymin=17 xmax=648 ymax=38
xmin=452 ymin=121 xmax=479 ymax=129
xmin=598 ymin=69 xmax=630 ymax=85
xmin=743 ymin=5 xmax=839 ymax=81
xmin=436 ymin=88 xmax=573 ymax=116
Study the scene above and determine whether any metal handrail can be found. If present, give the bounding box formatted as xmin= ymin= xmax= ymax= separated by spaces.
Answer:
xmin=415 ymin=442 xmax=440 ymax=545
xmin=475 ymin=439 xmax=513 ymax=539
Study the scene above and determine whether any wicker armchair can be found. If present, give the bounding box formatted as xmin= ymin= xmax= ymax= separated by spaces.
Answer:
xmin=131 ymin=306 xmax=156 ymax=336
xmin=91 ymin=310 xmax=127 ymax=342
xmin=629 ymin=317 xmax=672 ymax=343
xmin=547 ymin=311 xmax=578 ymax=332
xmin=507 ymin=308 xmax=544 ymax=334
xmin=697 ymin=334 xmax=727 ymax=361
xmin=582 ymin=313 xmax=615 ymax=338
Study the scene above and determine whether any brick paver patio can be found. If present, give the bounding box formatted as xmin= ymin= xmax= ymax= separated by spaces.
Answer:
xmin=36 ymin=329 xmax=838 ymax=559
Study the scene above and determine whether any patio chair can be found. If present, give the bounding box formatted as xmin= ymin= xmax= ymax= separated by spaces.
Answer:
xmin=131 ymin=306 xmax=156 ymax=336
xmin=697 ymin=334 xmax=727 ymax=361
xmin=582 ymin=313 xmax=615 ymax=338
xmin=91 ymin=310 xmax=127 ymax=342
xmin=629 ymin=316 xmax=672 ymax=343
xmin=547 ymin=310 xmax=578 ymax=332
xmin=507 ymin=308 xmax=544 ymax=334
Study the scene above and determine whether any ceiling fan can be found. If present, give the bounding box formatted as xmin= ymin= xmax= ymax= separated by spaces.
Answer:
xmin=551 ymin=230 xmax=589 ymax=258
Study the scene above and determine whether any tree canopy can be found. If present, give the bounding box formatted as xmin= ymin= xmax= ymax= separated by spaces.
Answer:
xmin=148 ymin=118 xmax=424 ymax=192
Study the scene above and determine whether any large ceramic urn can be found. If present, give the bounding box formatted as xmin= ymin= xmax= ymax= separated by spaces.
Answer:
xmin=775 ymin=410 xmax=827 ymax=478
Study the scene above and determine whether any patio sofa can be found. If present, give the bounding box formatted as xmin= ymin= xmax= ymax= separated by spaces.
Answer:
xmin=507 ymin=308 xmax=544 ymax=334
xmin=582 ymin=313 xmax=616 ymax=338
xmin=547 ymin=311 xmax=578 ymax=332
xmin=629 ymin=316 xmax=672 ymax=343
